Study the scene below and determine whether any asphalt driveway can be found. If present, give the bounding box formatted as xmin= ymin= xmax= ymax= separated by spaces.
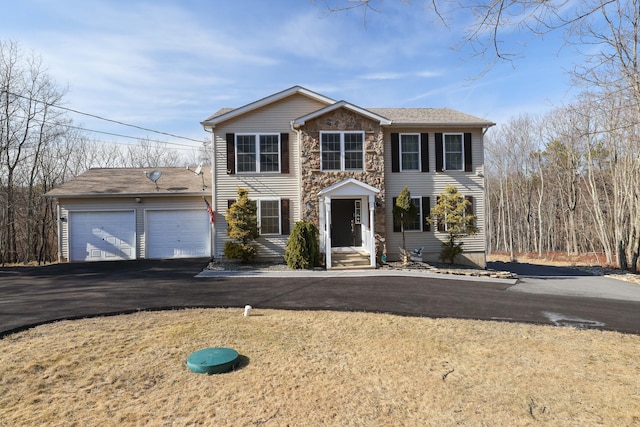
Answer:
xmin=490 ymin=261 xmax=640 ymax=302
xmin=1 ymin=258 xmax=640 ymax=337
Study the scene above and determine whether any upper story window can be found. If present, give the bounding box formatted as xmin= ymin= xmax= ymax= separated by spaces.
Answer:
xmin=400 ymin=134 xmax=420 ymax=171
xmin=321 ymin=131 xmax=364 ymax=171
xmin=444 ymin=133 xmax=463 ymax=171
xmin=236 ymin=133 xmax=280 ymax=173
xmin=391 ymin=132 xmax=428 ymax=173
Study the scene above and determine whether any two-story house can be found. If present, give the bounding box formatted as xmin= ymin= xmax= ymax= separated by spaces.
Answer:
xmin=202 ymin=86 xmax=494 ymax=268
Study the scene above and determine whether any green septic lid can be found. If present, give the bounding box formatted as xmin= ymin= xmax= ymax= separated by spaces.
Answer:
xmin=187 ymin=347 xmax=239 ymax=374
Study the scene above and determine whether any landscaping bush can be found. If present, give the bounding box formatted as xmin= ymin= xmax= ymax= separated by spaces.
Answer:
xmin=285 ymin=221 xmax=320 ymax=269
xmin=223 ymin=241 xmax=258 ymax=263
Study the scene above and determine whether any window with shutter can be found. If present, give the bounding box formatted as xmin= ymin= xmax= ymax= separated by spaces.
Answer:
xmin=231 ymin=133 xmax=282 ymax=173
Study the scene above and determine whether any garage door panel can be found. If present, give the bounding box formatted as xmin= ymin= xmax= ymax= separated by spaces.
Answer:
xmin=146 ymin=210 xmax=210 ymax=259
xmin=69 ymin=211 xmax=136 ymax=262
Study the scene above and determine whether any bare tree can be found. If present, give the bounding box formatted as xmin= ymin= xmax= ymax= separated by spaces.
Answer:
xmin=316 ymin=0 xmax=615 ymax=64
xmin=0 ymin=40 xmax=69 ymax=264
xmin=124 ymin=138 xmax=183 ymax=168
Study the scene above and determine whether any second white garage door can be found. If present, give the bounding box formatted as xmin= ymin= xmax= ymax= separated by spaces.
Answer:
xmin=146 ymin=209 xmax=210 ymax=259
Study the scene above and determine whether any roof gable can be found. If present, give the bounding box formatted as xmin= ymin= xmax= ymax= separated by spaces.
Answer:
xmin=292 ymin=101 xmax=392 ymax=128
xmin=318 ymin=178 xmax=380 ymax=197
xmin=201 ymin=86 xmax=336 ymax=128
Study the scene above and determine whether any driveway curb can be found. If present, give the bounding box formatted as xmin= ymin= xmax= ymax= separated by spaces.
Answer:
xmin=196 ymin=268 xmax=519 ymax=285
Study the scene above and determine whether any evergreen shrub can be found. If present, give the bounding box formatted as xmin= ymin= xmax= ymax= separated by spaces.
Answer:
xmin=284 ymin=221 xmax=320 ymax=269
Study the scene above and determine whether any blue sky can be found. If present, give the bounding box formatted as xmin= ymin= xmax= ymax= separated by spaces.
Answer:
xmin=4 ymin=0 xmax=580 ymax=151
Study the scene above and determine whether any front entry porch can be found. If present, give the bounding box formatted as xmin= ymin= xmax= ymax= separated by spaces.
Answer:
xmin=318 ymin=178 xmax=380 ymax=269
xmin=330 ymin=247 xmax=373 ymax=269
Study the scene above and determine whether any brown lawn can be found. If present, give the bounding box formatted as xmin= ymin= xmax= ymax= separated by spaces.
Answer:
xmin=1 ymin=308 xmax=639 ymax=426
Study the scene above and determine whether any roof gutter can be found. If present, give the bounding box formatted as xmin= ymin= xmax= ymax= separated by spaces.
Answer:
xmin=45 ymin=192 xmax=210 ymax=199
xmin=384 ymin=122 xmax=496 ymax=128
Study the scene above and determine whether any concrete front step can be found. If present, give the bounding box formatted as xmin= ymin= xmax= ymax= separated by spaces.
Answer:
xmin=331 ymin=252 xmax=373 ymax=269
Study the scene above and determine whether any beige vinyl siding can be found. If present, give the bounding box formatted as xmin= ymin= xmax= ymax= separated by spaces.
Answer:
xmin=383 ymin=128 xmax=486 ymax=265
xmin=211 ymin=93 xmax=329 ymax=258
xmin=57 ymin=196 xmax=209 ymax=261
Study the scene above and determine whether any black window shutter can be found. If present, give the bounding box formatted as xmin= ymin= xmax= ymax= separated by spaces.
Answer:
xmin=464 ymin=133 xmax=472 ymax=172
xmin=420 ymin=133 xmax=429 ymax=172
xmin=422 ymin=196 xmax=431 ymax=231
xmin=227 ymin=199 xmax=236 ymax=210
xmin=391 ymin=133 xmax=400 ymax=172
xmin=280 ymin=133 xmax=289 ymax=174
xmin=435 ymin=133 xmax=443 ymax=172
xmin=281 ymin=199 xmax=290 ymax=235
xmin=392 ymin=197 xmax=400 ymax=232
xmin=436 ymin=196 xmax=445 ymax=232
xmin=226 ymin=133 xmax=235 ymax=175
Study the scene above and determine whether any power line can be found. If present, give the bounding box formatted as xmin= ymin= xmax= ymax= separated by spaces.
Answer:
xmin=63 ymin=123 xmax=202 ymax=149
xmin=2 ymin=107 xmax=205 ymax=150
xmin=1 ymin=89 xmax=206 ymax=144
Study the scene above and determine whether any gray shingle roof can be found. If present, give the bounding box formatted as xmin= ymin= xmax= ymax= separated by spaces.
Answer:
xmin=208 ymin=106 xmax=494 ymax=127
xmin=367 ymin=108 xmax=495 ymax=126
xmin=46 ymin=167 xmax=211 ymax=197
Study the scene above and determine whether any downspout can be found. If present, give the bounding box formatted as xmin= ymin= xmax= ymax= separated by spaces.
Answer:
xmin=203 ymin=126 xmax=216 ymax=259
xmin=56 ymin=201 xmax=63 ymax=262
xmin=290 ymin=121 xmax=303 ymax=224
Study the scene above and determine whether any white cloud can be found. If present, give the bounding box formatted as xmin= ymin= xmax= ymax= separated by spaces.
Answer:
xmin=359 ymin=72 xmax=405 ymax=80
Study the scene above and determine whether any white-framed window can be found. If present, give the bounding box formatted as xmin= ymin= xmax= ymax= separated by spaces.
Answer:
xmin=444 ymin=133 xmax=463 ymax=171
xmin=406 ymin=198 xmax=422 ymax=231
xmin=320 ymin=131 xmax=364 ymax=171
xmin=393 ymin=197 xmax=423 ymax=232
xmin=258 ymin=199 xmax=280 ymax=235
xmin=400 ymin=133 xmax=420 ymax=171
xmin=236 ymin=133 xmax=280 ymax=173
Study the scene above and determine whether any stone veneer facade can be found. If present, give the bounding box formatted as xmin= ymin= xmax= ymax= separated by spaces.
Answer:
xmin=299 ymin=108 xmax=386 ymax=239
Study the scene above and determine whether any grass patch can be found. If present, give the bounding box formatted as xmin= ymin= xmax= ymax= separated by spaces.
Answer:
xmin=1 ymin=309 xmax=639 ymax=425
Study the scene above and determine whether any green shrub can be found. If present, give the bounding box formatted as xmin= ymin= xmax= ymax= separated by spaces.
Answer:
xmin=285 ymin=221 xmax=320 ymax=269
xmin=223 ymin=241 xmax=257 ymax=263
xmin=439 ymin=241 xmax=464 ymax=264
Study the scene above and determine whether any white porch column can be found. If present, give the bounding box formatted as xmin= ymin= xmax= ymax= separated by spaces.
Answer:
xmin=318 ymin=197 xmax=326 ymax=254
xmin=368 ymin=195 xmax=376 ymax=267
xmin=325 ymin=196 xmax=332 ymax=268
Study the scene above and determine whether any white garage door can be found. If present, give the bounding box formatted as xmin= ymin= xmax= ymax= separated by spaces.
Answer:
xmin=69 ymin=211 xmax=136 ymax=262
xmin=146 ymin=209 xmax=210 ymax=259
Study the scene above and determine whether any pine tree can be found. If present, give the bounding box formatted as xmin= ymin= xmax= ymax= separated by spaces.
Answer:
xmin=429 ymin=185 xmax=478 ymax=264
xmin=394 ymin=186 xmax=418 ymax=264
xmin=224 ymin=188 xmax=259 ymax=262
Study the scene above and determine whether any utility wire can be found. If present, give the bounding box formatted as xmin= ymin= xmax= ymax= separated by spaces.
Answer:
xmin=3 ymin=107 xmax=205 ymax=149
xmin=63 ymin=123 xmax=202 ymax=149
xmin=1 ymin=89 xmax=206 ymax=144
